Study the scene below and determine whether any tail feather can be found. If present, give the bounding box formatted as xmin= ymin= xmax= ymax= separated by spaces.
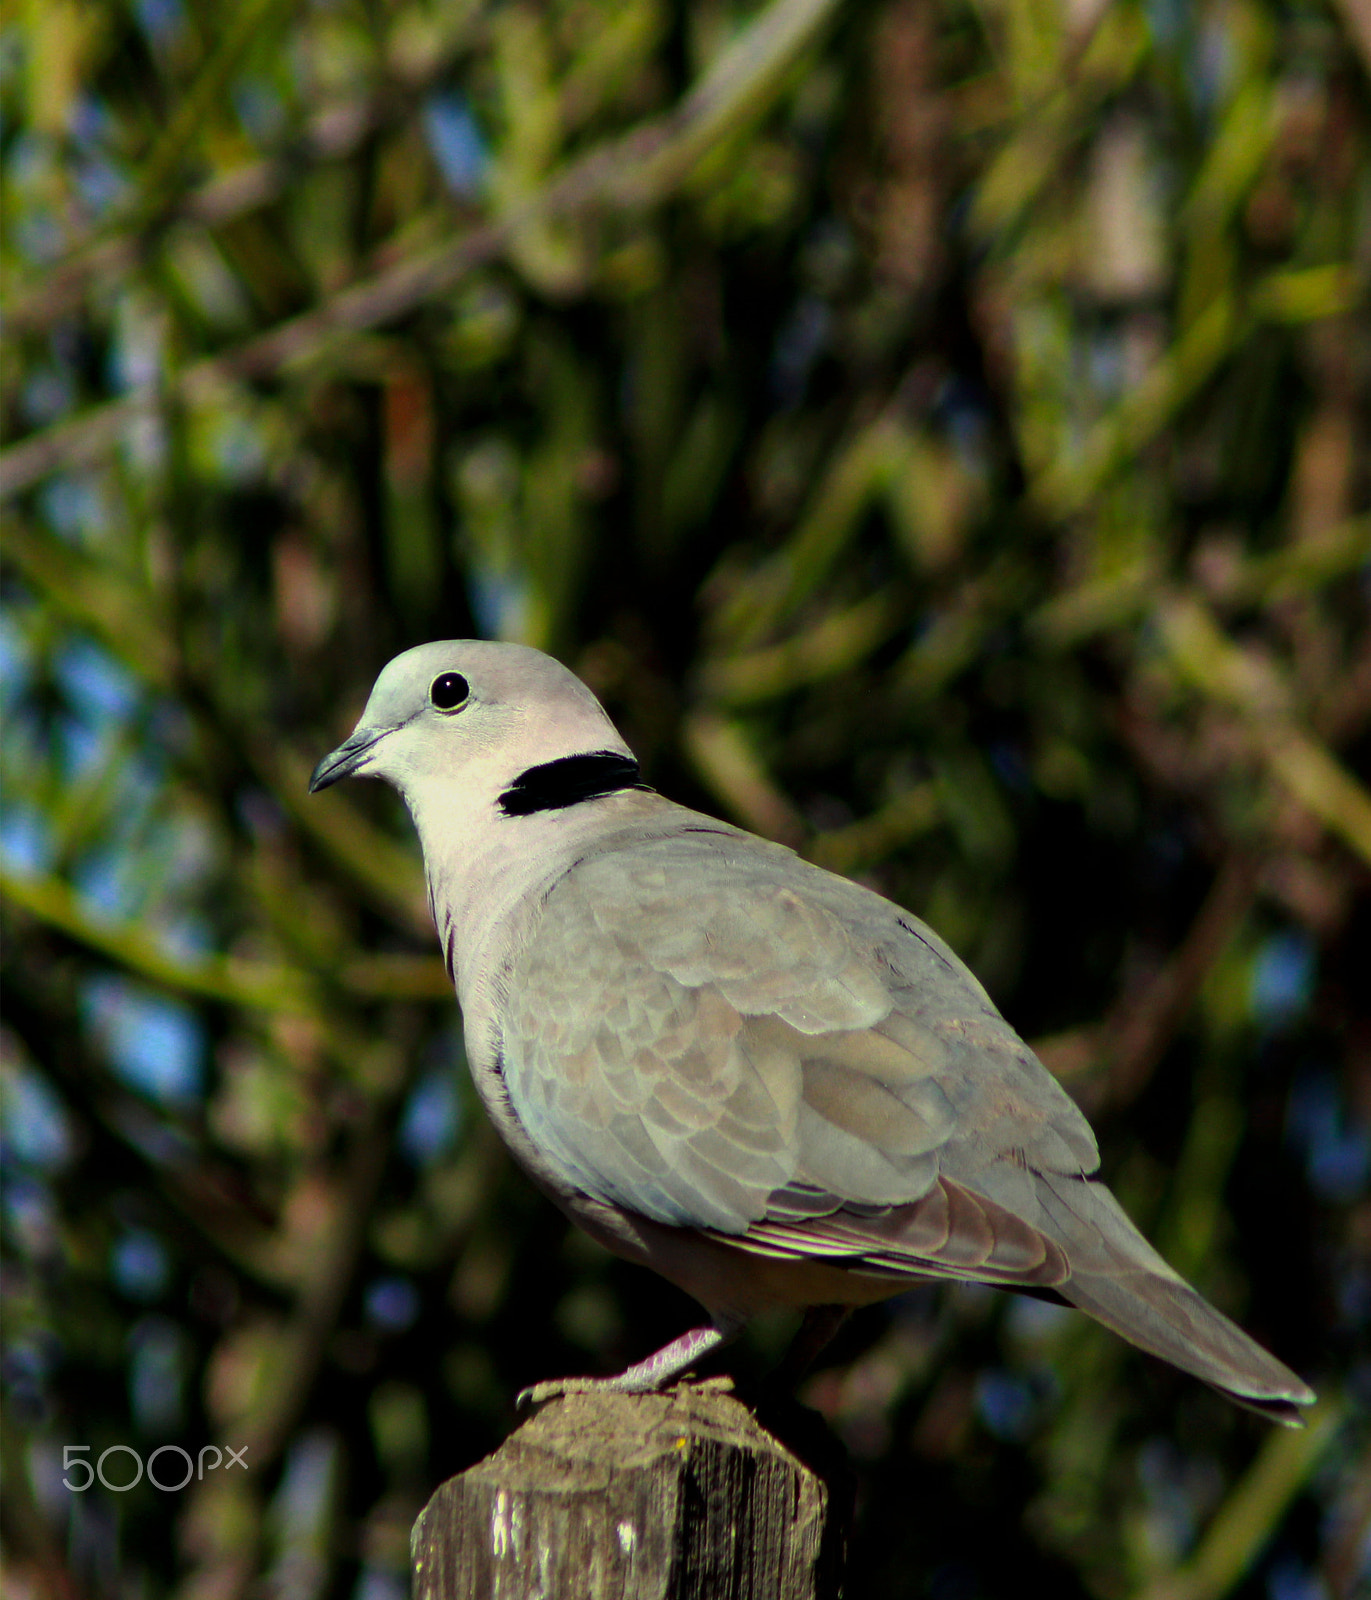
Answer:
xmin=1038 ymin=1174 xmax=1315 ymax=1425
xmin=1058 ymin=1269 xmax=1314 ymax=1425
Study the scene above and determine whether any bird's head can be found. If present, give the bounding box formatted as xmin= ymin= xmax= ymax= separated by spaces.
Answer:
xmin=308 ymin=640 xmax=632 ymax=807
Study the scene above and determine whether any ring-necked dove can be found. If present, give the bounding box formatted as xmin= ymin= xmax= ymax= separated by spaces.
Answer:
xmin=311 ymin=641 xmax=1315 ymax=1423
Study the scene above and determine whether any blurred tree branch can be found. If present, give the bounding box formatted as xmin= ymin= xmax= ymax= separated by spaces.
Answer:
xmin=1156 ymin=591 xmax=1371 ymax=870
xmin=3 ymin=1 xmax=488 ymax=335
xmin=0 ymin=865 xmax=447 ymax=1007
xmin=1137 ymin=1396 xmax=1349 ymax=1600
xmin=2 ymin=2 xmax=1365 ymax=1596
xmin=0 ymin=0 xmax=842 ymax=502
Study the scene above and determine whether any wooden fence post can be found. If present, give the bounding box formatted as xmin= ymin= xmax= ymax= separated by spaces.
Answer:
xmin=410 ymin=1381 xmax=851 ymax=1599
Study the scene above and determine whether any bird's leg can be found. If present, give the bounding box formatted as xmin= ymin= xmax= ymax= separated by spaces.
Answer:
xmin=775 ymin=1303 xmax=851 ymax=1388
xmin=518 ymin=1321 xmax=741 ymax=1409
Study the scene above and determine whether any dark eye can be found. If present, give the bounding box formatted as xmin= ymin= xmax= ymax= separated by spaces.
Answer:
xmin=429 ymin=672 xmax=470 ymax=711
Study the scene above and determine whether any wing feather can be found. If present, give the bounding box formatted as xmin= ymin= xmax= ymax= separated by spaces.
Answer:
xmin=711 ymin=1177 xmax=1070 ymax=1286
xmin=501 ymin=828 xmax=1099 ymax=1266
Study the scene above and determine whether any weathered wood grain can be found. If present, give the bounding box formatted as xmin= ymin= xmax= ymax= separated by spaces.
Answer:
xmin=410 ymin=1382 xmax=848 ymax=1599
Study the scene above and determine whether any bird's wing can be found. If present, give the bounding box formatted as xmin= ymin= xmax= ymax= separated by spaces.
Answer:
xmin=499 ymin=825 xmax=1095 ymax=1287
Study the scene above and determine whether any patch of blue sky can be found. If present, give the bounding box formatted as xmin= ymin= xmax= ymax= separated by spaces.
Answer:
xmin=208 ymin=410 xmax=268 ymax=484
xmin=973 ymin=1368 xmax=1041 ymax=1442
xmin=107 ymin=305 xmax=164 ymax=392
xmin=0 ymin=610 xmax=32 ymax=701
xmin=1086 ymin=329 xmax=1126 ymax=398
xmin=167 ymin=810 xmax=218 ymax=882
xmin=124 ymin=410 xmax=170 ymax=477
xmin=2 ymin=1329 xmax=61 ymax=1388
xmin=21 ymin=364 xmax=75 ymax=427
xmin=134 ymin=0 xmax=186 ymax=49
xmin=354 ymin=1568 xmax=408 ymax=1600
xmin=111 ymin=1230 xmax=171 ymax=1301
xmin=68 ymin=93 xmax=113 ymax=148
xmin=232 ymin=78 xmax=286 ymax=146
xmin=72 ymin=849 xmax=143 ymax=923
xmin=128 ymin=1316 xmax=187 ymax=1435
xmin=2 ymin=1172 xmax=60 ymax=1259
xmin=467 ymin=568 xmax=532 ymax=643
xmin=274 ymin=1430 xmax=342 ymax=1540
xmin=943 ymin=396 xmax=990 ymax=465
xmin=1136 ymin=1436 xmax=1210 ymax=1558
xmin=56 ymin=637 xmax=140 ymax=724
xmin=95 ymin=755 xmax=165 ymax=842
xmin=39 ymin=474 xmax=106 ymax=542
xmin=1336 ymin=1266 xmax=1371 ymax=1329
xmin=2 ymin=1334 xmax=55 ymax=1429
xmin=69 ymin=795 xmax=205 ymax=929
xmin=1249 ymin=929 xmax=1316 ymax=1028
xmin=423 ymin=93 xmax=490 ymax=199
xmin=81 ymin=976 xmax=205 ymax=1106
xmin=58 ymin=714 xmax=108 ymax=780
xmin=365 ymin=1276 xmax=421 ymax=1332
xmin=24 ymin=1441 xmax=73 ymax=1523
xmin=1286 ymin=1071 xmax=1369 ymax=1205
xmin=74 ymin=155 xmax=128 ymax=218
xmin=1144 ymin=0 xmax=1187 ymax=47
xmin=1005 ymin=1292 xmax=1071 ymax=1342
xmin=399 ymin=1068 xmax=462 ymax=1166
xmin=1188 ymin=9 xmax=1235 ymax=118
xmin=8 ymin=131 xmax=52 ymax=191
xmin=12 ymin=209 xmax=64 ymax=266
xmin=0 ymin=1066 xmax=74 ymax=1171
xmin=0 ymin=805 xmax=55 ymax=878
xmin=160 ymin=914 xmax=214 ymax=960
xmin=148 ymin=698 xmax=195 ymax=761
xmin=7 ymin=138 xmax=64 ymax=262
xmin=1265 ymin=1557 xmax=1331 ymax=1600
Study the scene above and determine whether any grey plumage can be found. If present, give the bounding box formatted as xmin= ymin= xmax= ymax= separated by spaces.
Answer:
xmin=310 ymin=640 xmax=1315 ymax=1424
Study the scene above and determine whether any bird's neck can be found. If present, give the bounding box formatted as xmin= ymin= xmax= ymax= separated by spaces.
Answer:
xmin=406 ymin=775 xmax=648 ymax=1006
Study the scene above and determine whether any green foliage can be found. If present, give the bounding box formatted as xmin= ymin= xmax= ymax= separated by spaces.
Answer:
xmin=2 ymin=1 xmax=1369 ymax=1596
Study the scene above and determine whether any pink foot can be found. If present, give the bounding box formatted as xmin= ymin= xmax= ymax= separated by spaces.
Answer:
xmin=517 ymin=1323 xmax=739 ymax=1408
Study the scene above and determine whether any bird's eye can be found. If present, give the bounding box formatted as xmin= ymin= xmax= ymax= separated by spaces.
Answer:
xmin=429 ymin=672 xmax=470 ymax=711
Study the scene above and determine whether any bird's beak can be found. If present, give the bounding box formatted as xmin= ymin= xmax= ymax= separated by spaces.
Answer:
xmin=308 ymin=726 xmax=387 ymax=792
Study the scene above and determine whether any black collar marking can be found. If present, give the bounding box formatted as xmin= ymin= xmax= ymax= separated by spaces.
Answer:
xmin=498 ymin=751 xmax=648 ymax=816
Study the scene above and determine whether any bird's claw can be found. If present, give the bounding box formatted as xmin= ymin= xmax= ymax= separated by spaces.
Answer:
xmin=515 ymin=1376 xmax=601 ymax=1410
xmin=515 ymin=1370 xmax=736 ymax=1411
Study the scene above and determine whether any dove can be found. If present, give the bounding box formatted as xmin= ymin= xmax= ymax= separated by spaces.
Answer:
xmin=310 ymin=640 xmax=1315 ymax=1423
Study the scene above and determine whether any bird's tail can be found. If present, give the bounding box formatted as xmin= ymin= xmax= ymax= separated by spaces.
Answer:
xmin=1040 ymin=1174 xmax=1315 ymax=1426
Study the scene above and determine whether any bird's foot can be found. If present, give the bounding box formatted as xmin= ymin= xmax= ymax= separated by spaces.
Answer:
xmin=516 ymin=1375 xmax=612 ymax=1408
xmin=516 ymin=1323 xmax=739 ymax=1410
